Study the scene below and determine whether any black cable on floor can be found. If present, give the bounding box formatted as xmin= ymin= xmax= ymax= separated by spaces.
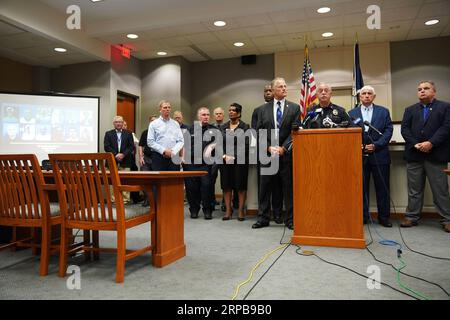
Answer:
xmin=294 ymin=245 xmax=419 ymax=300
xmin=242 ymin=243 xmax=291 ymax=300
xmin=366 ymin=225 xmax=450 ymax=298
xmin=397 ymin=224 xmax=450 ymax=261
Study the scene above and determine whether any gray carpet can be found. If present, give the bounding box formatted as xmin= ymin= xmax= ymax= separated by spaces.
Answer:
xmin=1 ymin=205 xmax=449 ymax=300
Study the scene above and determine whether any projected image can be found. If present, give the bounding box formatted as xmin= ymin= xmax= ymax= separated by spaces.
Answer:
xmin=0 ymin=93 xmax=99 ymax=163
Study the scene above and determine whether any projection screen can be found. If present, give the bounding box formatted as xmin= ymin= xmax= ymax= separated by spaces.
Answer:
xmin=0 ymin=92 xmax=99 ymax=163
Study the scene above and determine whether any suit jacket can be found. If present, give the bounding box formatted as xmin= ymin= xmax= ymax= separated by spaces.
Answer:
xmin=104 ymin=129 xmax=135 ymax=167
xmin=349 ymin=104 xmax=393 ymax=165
xmin=251 ymin=100 xmax=273 ymax=130
xmin=401 ymin=99 xmax=450 ymax=163
xmin=256 ymin=100 xmax=301 ymax=158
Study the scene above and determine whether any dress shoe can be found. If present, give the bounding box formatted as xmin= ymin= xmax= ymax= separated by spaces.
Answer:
xmin=204 ymin=211 xmax=212 ymax=220
xmin=237 ymin=217 xmax=245 ymax=221
xmin=378 ymin=219 xmax=392 ymax=228
xmin=400 ymin=219 xmax=418 ymax=228
xmin=190 ymin=212 xmax=199 ymax=219
xmin=444 ymin=224 xmax=450 ymax=233
xmin=141 ymin=199 xmax=149 ymax=207
xmin=274 ymin=216 xmax=283 ymax=224
xmin=222 ymin=214 xmax=231 ymax=221
xmin=285 ymin=222 xmax=293 ymax=230
xmin=252 ymin=221 xmax=269 ymax=229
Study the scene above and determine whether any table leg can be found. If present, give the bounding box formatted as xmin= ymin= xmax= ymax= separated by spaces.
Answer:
xmin=152 ymin=179 xmax=186 ymax=267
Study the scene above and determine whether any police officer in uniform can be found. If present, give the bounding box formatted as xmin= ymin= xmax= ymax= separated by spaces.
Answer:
xmin=304 ymin=82 xmax=352 ymax=128
xmin=184 ymin=107 xmax=219 ymax=220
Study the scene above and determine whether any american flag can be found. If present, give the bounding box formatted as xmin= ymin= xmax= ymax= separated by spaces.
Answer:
xmin=300 ymin=45 xmax=318 ymax=120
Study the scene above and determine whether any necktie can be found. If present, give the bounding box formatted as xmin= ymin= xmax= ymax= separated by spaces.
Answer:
xmin=423 ymin=104 xmax=430 ymax=121
xmin=276 ymin=101 xmax=282 ymax=128
xmin=117 ymin=132 xmax=121 ymax=152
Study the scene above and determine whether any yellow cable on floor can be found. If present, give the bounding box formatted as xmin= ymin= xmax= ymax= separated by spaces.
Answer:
xmin=231 ymin=243 xmax=290 ymax=300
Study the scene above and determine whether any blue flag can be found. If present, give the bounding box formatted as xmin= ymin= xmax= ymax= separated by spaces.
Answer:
xmin=352 ymin=42 xmax=364 ymax=108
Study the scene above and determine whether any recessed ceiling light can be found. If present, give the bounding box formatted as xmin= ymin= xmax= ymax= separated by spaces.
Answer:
xmin=317 ymin=7 xmax=331 ymax=14
xmin=157 ymin=51 xmax=167 ymax=56
xmin=127 ymin=33 xmax=139 ymax=39
xmin=54 ymin=47 xmax=67 ymax=53
xmin=425 ymin=19 xmax=439 ymax=26
xmin=322 ymin=32 xmax=334 ymax=38
xmin=90 ymin=0 xmax=104 ymax=2
xmin=233 ymin=42 xmax=245 ymax=47
xmin=214 ymin=20 xmax=227 ymax=27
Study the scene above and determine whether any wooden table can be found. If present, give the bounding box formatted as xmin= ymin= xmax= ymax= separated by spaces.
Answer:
xmin=43 ymin=170 xmax=206 ymax=268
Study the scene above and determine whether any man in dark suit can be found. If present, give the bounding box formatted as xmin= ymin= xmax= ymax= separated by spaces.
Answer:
xmin=104 ymin=115 xmax=135 ymax=203
xmin=251 ymin=84 xmax=284 ymax=223
xmin=252 ymin=77 xmax=300 ymax=230
xmin=349 ymin=86 xmax=393 ymax=227
xmin=400 ymin=81 xmax=450 ymax=232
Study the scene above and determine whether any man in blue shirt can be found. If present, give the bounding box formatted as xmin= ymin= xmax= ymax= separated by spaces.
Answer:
xmin=147 ymin=100 xmax=184 ymax=171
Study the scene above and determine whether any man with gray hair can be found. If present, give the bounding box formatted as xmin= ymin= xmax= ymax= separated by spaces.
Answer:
xmin=304 ymin=82 xmax=351 ymax=128
xmin=104 ymin=115 xmax=135 ymax=203
xmin=349 ymin=85 xmax=393 ymax=227
xmin=400 ymin=81 xmax=450 ymax=232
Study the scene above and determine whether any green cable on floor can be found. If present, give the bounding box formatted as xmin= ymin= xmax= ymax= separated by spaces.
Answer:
xmin=396 ymin=256 xmax=431 ymax=300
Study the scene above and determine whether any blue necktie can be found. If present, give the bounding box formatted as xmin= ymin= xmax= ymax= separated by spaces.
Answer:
xmin=423 ymin=104 xmax=430 ymax=121
xmin=276 ymin=101 xmax=282 ymax=128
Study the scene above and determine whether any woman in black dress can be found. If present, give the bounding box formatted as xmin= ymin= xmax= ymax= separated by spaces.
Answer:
xmin=220 ymin=103 xmax=250 ymax=221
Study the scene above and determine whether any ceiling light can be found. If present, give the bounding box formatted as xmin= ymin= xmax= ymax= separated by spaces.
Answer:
xmin=90 ymin=0 xmax=104 ymax=2
xmin=54 ymin=47 xmax=67 ymax=53
xmin=127 ymin=33 xmax=139 ymax=39
xmin=424 ymin=19 xmax=439 ymax=26
xmin=157 ymin=51 xmax=167 ymax=56
xmin=213 ymin=21 xmax=227 ymax=27
xmin=317 ymin=7 xmax=331 ymax=14
xmin=321 ymin=32 xmax=333 ymax=38
xmin=233 ymin=42 xmax=245 ymax=47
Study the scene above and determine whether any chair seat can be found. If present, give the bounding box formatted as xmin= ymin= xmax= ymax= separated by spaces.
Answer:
xmin=67 ymin=204 xmax=151 ymax=222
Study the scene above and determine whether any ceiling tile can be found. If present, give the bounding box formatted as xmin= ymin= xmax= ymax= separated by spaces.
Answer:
xmin=243 ymin=25 xmax=279 ymax=38
xmin=411 ymin=15 xmax=449 ymax=30
xmin=381 ymin=6 xmax=421 ymax=23
xmin=377 ymin=20 xmax=413 ymax=34
xmin=343 ymin=12 xmax=370 ymax=28
xmin=173 ymin=23 xmax=210 ymax=36
xmin=213 ymin=29 xmax=248 ymax=41
xmin=308 ymin=16 xmax=344 ymax=31
xmin=269 ymin=8 xmax=307 ymax=23
xmin=0 ymin=33 xmax=55 ymax=50
xmin=251 ymin=35 xmax=284 ymax=46
xmin=341 ymin=0 xmax=384 ymax=14
xmin=375 ymin=33 xmax=408 ymax=42
xmin=274 ymin=21 xmax=311 ymax=33
xmin=158 ymin=36 xmax=193 ymax=47
xmin=418 ymin=1 xmax=450 ymax=17
xmin=313 ymin=38 xmax=345 ymax=48
xmin=407 ymin=28 xmax=445 ymax=40
xmin=233 ymin=13 xmax=273 ymax=27
xmin=186 ymin=32 xmax=219 ymax=44
xmin=310 ymin=29 xmax=344 ymax=41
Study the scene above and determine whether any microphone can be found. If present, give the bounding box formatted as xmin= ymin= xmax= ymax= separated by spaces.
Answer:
xmin=363 ymin=120 xmax=382 ymax=136
xmin=301 ymin=111 xmax=315 ymax=126
xmin=322 ymin=116 xmax=337 ymax=128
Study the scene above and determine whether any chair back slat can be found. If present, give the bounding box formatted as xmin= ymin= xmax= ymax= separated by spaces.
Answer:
xmin=0 ymin=155 xmax=46 ymax=220
xmin=49 ymin=153 xmax=121 ymax=223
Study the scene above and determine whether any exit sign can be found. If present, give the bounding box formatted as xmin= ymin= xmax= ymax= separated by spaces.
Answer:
xmin=121 ymin=46 xmax=131 ymax=59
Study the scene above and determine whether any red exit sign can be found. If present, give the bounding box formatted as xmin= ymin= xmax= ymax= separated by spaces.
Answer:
xmin=121 ymin=46 xmax=131 ymax=59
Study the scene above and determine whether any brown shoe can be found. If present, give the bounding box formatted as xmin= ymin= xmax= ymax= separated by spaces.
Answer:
xmin=444 ymin=224 xmax=450 ymax=233
xmin=400 ymin=219 xmax=418 ymax=228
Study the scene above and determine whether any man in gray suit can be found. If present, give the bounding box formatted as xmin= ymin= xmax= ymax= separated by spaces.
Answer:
xmin=252 ymin=77 xmax=300 ymax=230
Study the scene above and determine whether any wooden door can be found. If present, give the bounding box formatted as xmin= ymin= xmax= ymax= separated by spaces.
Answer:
xmin=117 ymin=93 xmax=136 ymax=133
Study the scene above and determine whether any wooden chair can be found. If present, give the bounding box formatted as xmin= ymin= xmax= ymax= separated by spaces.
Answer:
xmin=0 ymin=154 xmax=60 ymax=276
xmin=49 ymin=153 xmax=155 ymax=283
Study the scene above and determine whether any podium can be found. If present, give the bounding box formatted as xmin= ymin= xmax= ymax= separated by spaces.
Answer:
xmin=291 ymin=128 xmax=365 ymax=249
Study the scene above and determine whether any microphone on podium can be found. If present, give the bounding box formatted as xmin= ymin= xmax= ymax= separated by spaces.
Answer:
xmin=363 ymin=121 xmax=382 ymax=136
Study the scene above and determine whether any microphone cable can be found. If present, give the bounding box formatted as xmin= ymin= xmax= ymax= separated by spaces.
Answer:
xmin=294 ymin=245 xmax=420 ymax=300
xmin=366 ymin=134 xmax=450 ymax=261
xmin=366 ymin=225 xmax=450 ymax=298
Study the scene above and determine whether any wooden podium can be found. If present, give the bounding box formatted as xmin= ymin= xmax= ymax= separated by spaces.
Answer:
xmin=291 ymin=128 xmax=365 ymax=249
